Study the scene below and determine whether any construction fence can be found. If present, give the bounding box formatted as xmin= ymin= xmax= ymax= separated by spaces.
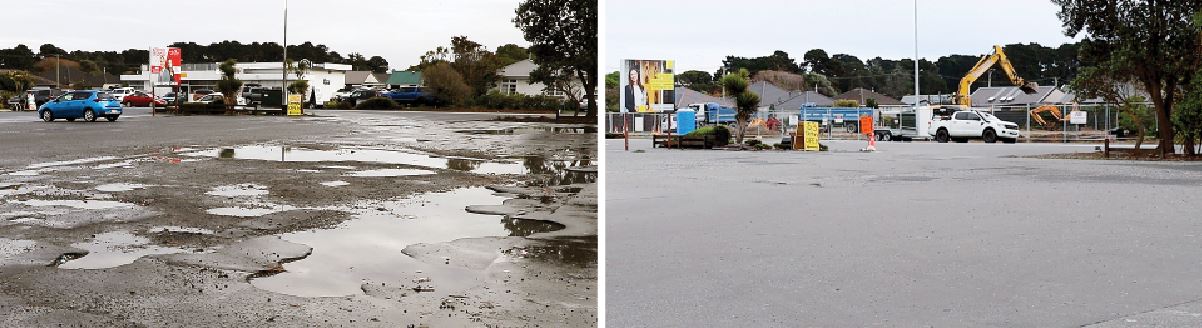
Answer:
xmin=605 ymin=102 xmax=1155 ymax=143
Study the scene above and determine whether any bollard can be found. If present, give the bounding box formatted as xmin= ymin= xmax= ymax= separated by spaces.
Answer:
xmin=1103 ymin=138 xmax=1110 ymax=159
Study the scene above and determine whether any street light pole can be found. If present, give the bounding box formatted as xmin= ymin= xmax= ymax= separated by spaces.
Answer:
xmin=913 ymin=0 xmax=920 ymax=108
xmin=282 ymin=0 xmax=289 ymax=108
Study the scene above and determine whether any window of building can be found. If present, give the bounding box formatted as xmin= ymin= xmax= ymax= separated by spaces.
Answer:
xmin=502 ymin=79 xmax=518 ymax=95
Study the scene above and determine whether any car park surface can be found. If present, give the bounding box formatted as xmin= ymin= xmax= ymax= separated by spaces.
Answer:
xmin=607 ymin=139 xmax=1202 ymax=327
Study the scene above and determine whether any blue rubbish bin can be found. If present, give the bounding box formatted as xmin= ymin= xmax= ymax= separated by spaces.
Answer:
xmin=677 ymin=109 xmax=696 ymax=135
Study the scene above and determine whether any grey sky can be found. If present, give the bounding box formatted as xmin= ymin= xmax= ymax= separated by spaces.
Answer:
xmin=605 ymin=0 xmax=1080 ymax=73
xmin=2 ymin=0 xmax=529 ymax=70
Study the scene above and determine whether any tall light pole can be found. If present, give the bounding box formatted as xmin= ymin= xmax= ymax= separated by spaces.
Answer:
xmin=282 ymin=0 xmax=289 ymax=108
xmin=913 ymin=0 xmax=920 ymax=107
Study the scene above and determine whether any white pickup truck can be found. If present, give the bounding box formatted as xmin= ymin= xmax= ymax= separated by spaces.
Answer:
xmin=928 ymin=109 xmax=1020 ymax=144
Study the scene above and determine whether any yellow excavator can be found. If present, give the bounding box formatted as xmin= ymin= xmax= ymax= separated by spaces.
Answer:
xmin=953 ymin=45 xmax=1038 ymax=107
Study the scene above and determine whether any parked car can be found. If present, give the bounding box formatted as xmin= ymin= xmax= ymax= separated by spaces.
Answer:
xmin=161 ymin=92 xmax=177 ymax=104
xmin=383 ymin=86 xmax=434 ymax=105
xmin=190 ymin=94 xmax=225 ymax=105
xmin=191 ymin=89 xmax=217 ymax=101
xmin=109 ymin=88 xmax=135 ymax=102
xmin=31 ymin=89 xmax=64 ymax=107
xmin=928 ymin=109 xmax=1020 ymax=143
xmin=121 ymin=91 xmax=166 ymax=107
xmin=38 ymin=90 xmax=122 ymax=122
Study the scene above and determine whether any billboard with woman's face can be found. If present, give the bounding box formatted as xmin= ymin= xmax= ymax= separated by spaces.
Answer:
xmin=619 ymin=59 xmax=674 ymax=112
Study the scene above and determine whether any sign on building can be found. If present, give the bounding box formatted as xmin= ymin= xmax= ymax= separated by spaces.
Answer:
xmin=619 ymin=59 xmax=674 ymax=112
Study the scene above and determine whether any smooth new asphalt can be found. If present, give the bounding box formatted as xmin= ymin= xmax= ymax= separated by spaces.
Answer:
xmin=606 ymin=139 xmax=1202 ymax=327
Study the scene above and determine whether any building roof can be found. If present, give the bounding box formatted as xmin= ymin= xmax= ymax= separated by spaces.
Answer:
xmin=386 ymin=70 xmax=422 ymax=86
xmin=778 ymin=91 xmax=835 ymax=109
xmin=674 ymin=86 xmax=733 ymax=108
xmin=834 ymin=88 xmax=904 ymax=106
xmin=970 ymin=86 xmax=1058 ymax=106
xmin=497 ymin=59 xmax=538 ymax=78
xmin=345 ymin=71 xmax=372 ymax=85
xmin=901 ymin=94 xmax=955 ymax=105
xmin=372 ymin=73 xmax=390 ymax=85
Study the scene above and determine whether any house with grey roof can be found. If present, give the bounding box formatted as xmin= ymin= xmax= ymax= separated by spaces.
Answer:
xmin=492 ymin=59 xmax=583 ymax=99
xmin=344 ymin=71 xmax=385 ymax=89
xmin=747 ymin=81 xmax=835 ymax=110
xmin=901 ymin=94 xmax=954 ymax=106
xmin=834 ymin=88 xmax=904 ymax=106
xmin=673 ymin=86 xmax=733 ymax=108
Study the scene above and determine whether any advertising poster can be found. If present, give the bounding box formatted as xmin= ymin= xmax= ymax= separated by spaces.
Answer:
xmin=149 ymin=47 xmax=182 ymax=86
xmin=619 ymin=59 xmax=675 ymax=112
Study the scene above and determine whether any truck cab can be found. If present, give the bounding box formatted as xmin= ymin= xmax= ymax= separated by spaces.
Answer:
xmin=928 ymin=109 xmax=1020 ymax=143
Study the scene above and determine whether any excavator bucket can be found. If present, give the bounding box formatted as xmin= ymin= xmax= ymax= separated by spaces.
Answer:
xmin=1019 ymin=82 xmax=1039 ymax=94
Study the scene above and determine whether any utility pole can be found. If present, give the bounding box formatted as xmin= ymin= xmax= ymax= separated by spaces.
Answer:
xmin=282 ymin=0 xmax=289 ymax=108
xmin=55 ymin=55 xmax=61 ymax=89
xmin=987 ymin=69 xmax=994 ymax=87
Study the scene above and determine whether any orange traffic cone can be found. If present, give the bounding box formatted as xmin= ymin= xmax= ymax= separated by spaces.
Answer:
xmin=862 ymin=134 xmax=877 ymax=152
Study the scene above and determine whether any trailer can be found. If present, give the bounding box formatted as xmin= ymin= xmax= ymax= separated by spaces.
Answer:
xmin=795 ymin=106 xmax=876 ymax=133
xmin=686 ymin=102 xmax=736 ymax=125
xmin=872 ymin=106 xmax=934 ymax=141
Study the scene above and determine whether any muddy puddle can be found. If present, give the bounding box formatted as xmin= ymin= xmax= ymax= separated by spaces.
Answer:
xmin=454 ymin=125 xmax=598 ymax=135
xmin=54 ymin=230 xmax=189 ymax=269
xmin=249 ymin=187 xmax=562 ymax=297
xmin=188 ymin=145 xmax=537 ymax=175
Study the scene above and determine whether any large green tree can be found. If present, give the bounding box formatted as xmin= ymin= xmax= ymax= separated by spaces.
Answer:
xmin=515 ymin=0 xmax=598 ymax=116
xmin=1054 ymin=0 xmax=1202 ymax=155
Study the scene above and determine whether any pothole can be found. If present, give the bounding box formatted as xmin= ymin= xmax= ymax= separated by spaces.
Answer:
xmin=54 ymin=231 xmax=189 ymax=269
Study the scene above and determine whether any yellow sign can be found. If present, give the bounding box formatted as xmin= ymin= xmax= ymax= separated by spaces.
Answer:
xmin=287 ymin=94 xmax=302 ymax=116
xmin=803 ymin=121 xmax=820 ymax=151
xmin=646 ymin=73 xmax=675 ymax=91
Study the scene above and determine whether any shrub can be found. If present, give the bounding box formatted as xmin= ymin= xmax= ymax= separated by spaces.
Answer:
xmin=473 ymin=91 xmax=570 ymax=111
xmin=686 ymin=125 xmax=731 ymax=145
xmin=744 ymin=139 xmax=763 ymax=146
xmin=755 ymin=143 xmax=772 ymax=150
xmin=354 ymin=97 xmax=398 ymax=110
xmin=423 ymin=62 xmax=472 ymax=106
xmin=834 ymin=99 xmax=859 ymax=107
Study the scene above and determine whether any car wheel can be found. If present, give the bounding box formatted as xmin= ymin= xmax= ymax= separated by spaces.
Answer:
xmin=40 ymin=110 xmax=54 ymax=122
xmin=106 ymin=115 xmax=118 ymax=122
xmin=983 ymin=129 xmax=997 ymax=143
xmin=83 ymin=109 xmax=96 ymax=122
xmin=935 ymin=129 xmax=949 ymax=143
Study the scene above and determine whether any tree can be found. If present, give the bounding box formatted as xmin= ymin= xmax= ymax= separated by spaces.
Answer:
xmin=1053 ymin=0 xmax=1202 ymax=156
xmin=496 ymin=44 xmax=529 ymax=66
xmin=803 ymin=49 xmax=832 ymax=75
xmin=721 ymin=69 xmax=761 ymax=146
xmin=605 ymin=71 xmax=619 ymax=111
xmin=366 ymin=56 xmax=389 ymax=74
xmin=216 ymin=59 xmax=243 ymax=110
xmin=38 ymin=44 xmax=66 ymax=58
xmin=449 ymin=36 xmax=503 ymax=97
xmin=1177 ymin=69 xmax=1202 ymax=155
xmin=514 ymin=0 xmax=598 ymax=117
xmin=0 ymin=45 xmax=37 ymax=70
xmin=423 ymin=62 xmax=472 ymax=106
xmin=677 ymin=70 xmax=721 ymax=95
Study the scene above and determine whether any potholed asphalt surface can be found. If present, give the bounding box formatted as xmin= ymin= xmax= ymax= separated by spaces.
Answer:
xmin=606 ymin=139 xmax=1202 ymax=327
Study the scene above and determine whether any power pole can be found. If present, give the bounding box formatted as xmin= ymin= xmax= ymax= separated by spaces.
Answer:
xmin=56 ymin=55 xmax=61 ymax=89
xmin=913 ymin=0 xmax=920 ymax=107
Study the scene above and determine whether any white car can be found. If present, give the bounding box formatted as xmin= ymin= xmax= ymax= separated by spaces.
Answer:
xmin=928 ymin=109 xmax=1020 ymax=144
xmin=109 ymin=88 xmax=136 ymax=102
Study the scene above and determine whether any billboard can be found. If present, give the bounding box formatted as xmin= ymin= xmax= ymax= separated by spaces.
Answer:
xmin=619 ymin=59 xmax=674 ymax=112
xmin=149 ymin=47 xmax=182 ymax=86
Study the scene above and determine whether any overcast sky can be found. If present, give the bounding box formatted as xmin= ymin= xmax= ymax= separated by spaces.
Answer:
xmin=2 ymin=0 xmax=529 ymax=70
xmin=605 ymin=0 xmax=1081 ymax=73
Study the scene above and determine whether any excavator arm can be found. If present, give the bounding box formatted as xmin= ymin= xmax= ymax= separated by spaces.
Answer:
xmin=955 ymin=45 xmax=1038 ymax=106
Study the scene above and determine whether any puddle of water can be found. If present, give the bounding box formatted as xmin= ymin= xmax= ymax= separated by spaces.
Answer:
xmin=346 ymin=168 xmax=435 ymax=177
xmin=454 ymin=126 xmax=597 ymax=135
xmin=55 ymin=231 xmax=188 ymax=269
xmin=250 ymin=188 xmax=561 ymax=298
xmin=9 ymin=199 xmax=137 ymax=210
xmin=503 ymin=238 xmax=597 ymax=267
xmin=319 ymin=180 xmax=349 ymax=187
xmin=191 ymin=145 xmax=538 ymax=175
xmin=26 ymin=156 xmax=121 ymax=170
xmin=7 ymin=170 xmax=42 ymax=176
xmin=207 ymin=184 xmax=269 ymax=197
xmin=95 ymin=183 xmax=148 ymax=192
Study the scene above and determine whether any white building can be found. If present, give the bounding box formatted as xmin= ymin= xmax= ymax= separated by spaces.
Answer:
xmin=120 ymin=61 xmax=352 ymax=103
xmin=492 ymin=59 xmax=583 ymax=99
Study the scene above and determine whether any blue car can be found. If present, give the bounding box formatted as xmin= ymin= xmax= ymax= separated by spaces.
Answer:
xmin=38 ymin=90 xmax=123 ymax=122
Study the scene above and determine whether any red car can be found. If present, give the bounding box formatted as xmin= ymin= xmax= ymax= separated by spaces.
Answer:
xmin=121 ymin=91 xmax=166 ymax=107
